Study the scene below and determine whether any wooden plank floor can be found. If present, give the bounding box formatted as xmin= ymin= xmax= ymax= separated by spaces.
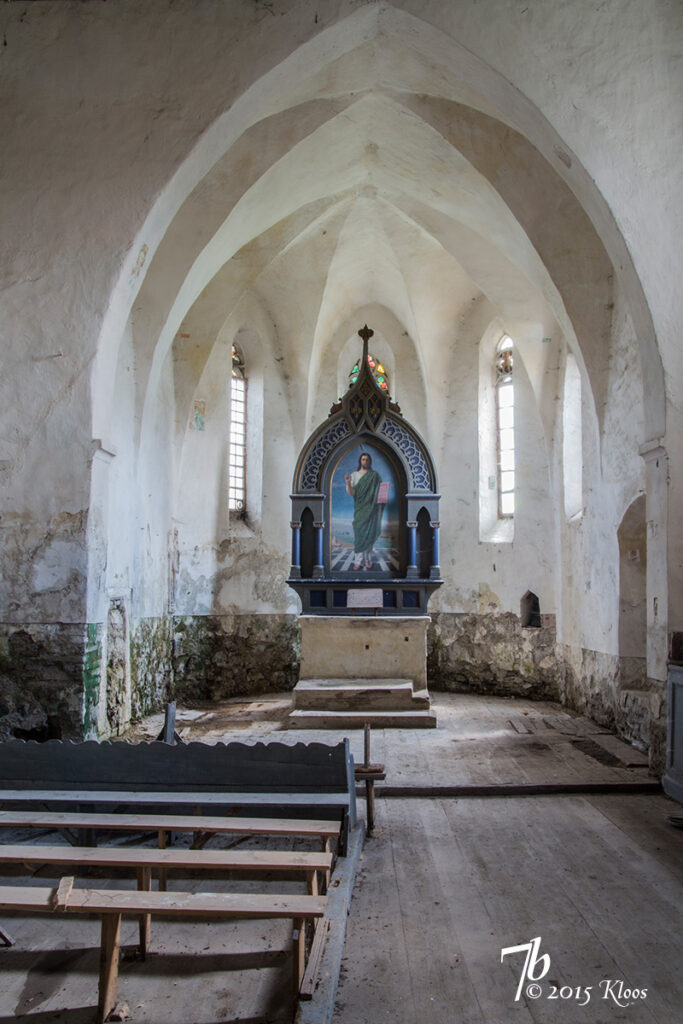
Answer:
xmin=333 ymin=794 xmax=683 ymax=1024
xmin=0 ymin=694 xmax=672 ymax=1023
xmin=122 ymin=692 xmax=655 ymax=789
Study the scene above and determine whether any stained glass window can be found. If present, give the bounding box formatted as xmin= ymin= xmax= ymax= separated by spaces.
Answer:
xmin=229 ymin=344 xmax=246 ymax=513
xmin=349 ymin=353 xmax=390 ymax=392
xmin=496 ymin=335 xmax=514 ymax=517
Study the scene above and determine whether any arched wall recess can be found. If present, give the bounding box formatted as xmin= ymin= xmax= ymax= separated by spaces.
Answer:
xmin=172 ymin=324 xmax=267 ymax=600
xmin=563 ymin=353 xmax=584 ymax=520
xmin=617 ymin=495 xmax=647 ymax=666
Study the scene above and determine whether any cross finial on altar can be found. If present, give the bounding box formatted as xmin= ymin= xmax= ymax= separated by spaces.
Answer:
xmin=358 ymin=324 xmax=374 ymax=365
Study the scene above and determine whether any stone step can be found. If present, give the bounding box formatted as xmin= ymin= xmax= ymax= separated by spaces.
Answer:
xmin=298 ymin=678 xmax=416 ymax=688
xmin=293 ymin=681 xmax=430 ymax=711
xmin=288 ymin=709 xmax=438 ymax=730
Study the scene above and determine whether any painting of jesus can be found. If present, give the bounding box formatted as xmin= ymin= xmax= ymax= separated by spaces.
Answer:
xmin=330 ymin=444 xmax=400 ymax=573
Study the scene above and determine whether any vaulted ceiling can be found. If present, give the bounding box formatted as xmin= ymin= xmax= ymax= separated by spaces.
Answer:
xmin=120 ymin=11 xmax=620 ymax=458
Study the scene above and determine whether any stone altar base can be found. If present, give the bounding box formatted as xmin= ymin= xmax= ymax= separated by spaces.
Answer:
xmin=288 ymin=616 xmax=436 ymax=728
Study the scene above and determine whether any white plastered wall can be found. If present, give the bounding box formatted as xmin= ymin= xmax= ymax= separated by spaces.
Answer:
xmin=0 ymin=0 xmax=678 ymax=742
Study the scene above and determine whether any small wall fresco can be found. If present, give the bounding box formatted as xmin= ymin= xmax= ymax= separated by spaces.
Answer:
xmin=190 ymin=400 xmax=205 ymax=431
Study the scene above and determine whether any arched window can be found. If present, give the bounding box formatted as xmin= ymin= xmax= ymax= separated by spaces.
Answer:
xmin=349 ymin=353 xmax=389 ymax=392
xmin=229 ymin=343 xmax=247 ymax=513
xmin=495 ymin=335 xmax=515 ymax=517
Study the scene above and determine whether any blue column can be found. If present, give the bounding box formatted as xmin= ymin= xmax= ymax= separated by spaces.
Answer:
xmin=407 ymin=522 xmax=418 ymax=578
xmin=290 ymin=523 xmax=301 ymax=578
xmin=313 ymin=523 xmax=324 ymax=578
xmin=430 ymin=523 xmax=441 ymax=580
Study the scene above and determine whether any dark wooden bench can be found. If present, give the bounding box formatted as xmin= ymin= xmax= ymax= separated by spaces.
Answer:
xmin=0 ymin=877 xmax=327 ymax=1022
xmin=0 ymin=737 xmax=357 ymax=853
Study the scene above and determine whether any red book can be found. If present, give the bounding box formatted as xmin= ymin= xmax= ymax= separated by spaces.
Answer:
xmin=377 ymin=481 xmax=390 ymax=504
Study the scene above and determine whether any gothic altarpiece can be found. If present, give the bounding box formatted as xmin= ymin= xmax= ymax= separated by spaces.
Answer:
xmin=287 ymin=327 xmax=442 ymax=728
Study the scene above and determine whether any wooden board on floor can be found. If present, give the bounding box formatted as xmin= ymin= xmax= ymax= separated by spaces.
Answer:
xmin=589 ymin=733 xmax=650 ymax=766
xmin=542 ymin=714 xmax=610 ymax=736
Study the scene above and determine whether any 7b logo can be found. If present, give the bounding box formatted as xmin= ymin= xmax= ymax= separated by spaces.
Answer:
xmin=501 ymin=937 xmax=551 ymax=1001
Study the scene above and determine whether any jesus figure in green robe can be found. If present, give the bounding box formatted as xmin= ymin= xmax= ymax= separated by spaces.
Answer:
xmin=345 ymin=451 xmax=384 ymax=570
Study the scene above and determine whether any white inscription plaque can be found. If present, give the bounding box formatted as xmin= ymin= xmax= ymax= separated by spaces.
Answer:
xmin=347 ymin=588 xmax=383 ymax=609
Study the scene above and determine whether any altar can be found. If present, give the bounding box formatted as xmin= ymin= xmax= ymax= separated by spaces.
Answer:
xmin=287 ymin=326 xmax=442 ymax=727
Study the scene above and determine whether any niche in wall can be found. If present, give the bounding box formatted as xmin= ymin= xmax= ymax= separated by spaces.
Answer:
xmin=300 ymin=507 xmax=315 ymax=579
xmin=520 ymin=590 xmax=541 ymax=628
xmin=416 ymin=507 xmax=432 ymax=579
xmin=618 ymin=496 xmax=646 ymax=661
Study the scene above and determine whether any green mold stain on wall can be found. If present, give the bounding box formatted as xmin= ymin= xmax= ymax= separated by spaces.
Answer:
xmin=83 ymin=622 xmax=102 ymax=738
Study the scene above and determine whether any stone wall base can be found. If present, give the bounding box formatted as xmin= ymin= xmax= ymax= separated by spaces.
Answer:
xmin=427 ymin=612 xmax=560 ymax=700
xmin=0 ymin=613 xmax=667 ymax=774
xmin=1 ymin=615 xmax=301 ymax=740
xmin=130 ymin=617 xmax=175 ymax=722
xmin=557 ymin=642 xmax=665 ymax=772
xmin=0 ymin=622 xmax=99 ymax=741
xmin=173 ymin=614 xmax=300 ymax=701
xmin=427 ymin=616 xmax=664 ymax=774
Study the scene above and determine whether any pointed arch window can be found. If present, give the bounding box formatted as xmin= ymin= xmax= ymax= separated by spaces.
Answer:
xmin=496 ymin=335 xmax=515 ymax=517
xmin=229 ymin=343 xmax=247 ymax=513
xmin=349 ymin=353 xmax=389 ymax=392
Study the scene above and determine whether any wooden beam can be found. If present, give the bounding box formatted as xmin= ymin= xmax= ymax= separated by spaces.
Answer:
xmin=299 ymin=917 xmax=330 ymax=1000
xmin=0 ymin=789 xmax=352 ymax=808
xmin=157 ymin=829 xmax=167 ymax=892
xmin=98 ymin=913 xmax=121 ymax=1024
xmin=354 ymin=765 xmax=386 ymax=779
xmin=0 ymin=844 xmax=332 ymax=874
xmin=354 ymin=764 xmax=386 ymax=834
xmin=0 ymin=884 xmax=328 ymax=920
xmin=0 ymin=883 xmax=328 ymax=1018
xmin=156 ymin=702 xmax=185 ymax=746
xmin=51 ymin=875 xmax=74 ymax=911
xmin=136 ymin=866 xmax=151 ymax=958
xmin=292 ymin=918 xmax=306 ymax=996
xmin=0 ymin=809 xmax=341 ymax=841
xmin=0 ymin=844 xmax=333 ymax=932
